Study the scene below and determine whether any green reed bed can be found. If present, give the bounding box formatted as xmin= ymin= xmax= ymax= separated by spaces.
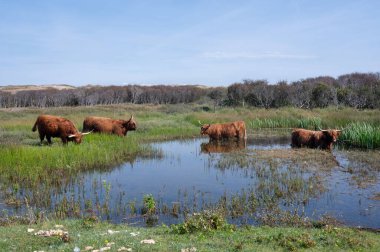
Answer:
xmin=0 ymin=134 xmax=143 ymax=186
xmin=194 ymin=106 xmax=380 ymax=130
xmin=248 ymin=117 xmax=323 ymax=130
xmin=339 ymin=122 xmax=380 ymax=149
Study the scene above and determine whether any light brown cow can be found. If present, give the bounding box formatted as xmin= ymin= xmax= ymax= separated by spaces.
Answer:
xmin=291 ymin=128 xmax=341 ymax=150
xmin=200 ymin=121 xmax=247 ymax=140
xmin=82 ymin=115 xmax=136 ymax=136
xmin=32 ymin=115 xmax=91 ymax=144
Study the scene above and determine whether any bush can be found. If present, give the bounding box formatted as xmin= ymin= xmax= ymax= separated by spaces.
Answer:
xmin=171 ymin=210 xmax=235 ymax=234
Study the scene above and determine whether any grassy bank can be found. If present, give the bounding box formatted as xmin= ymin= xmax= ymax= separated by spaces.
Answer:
xmin=0 ymin=219 xmax=379 ymax=251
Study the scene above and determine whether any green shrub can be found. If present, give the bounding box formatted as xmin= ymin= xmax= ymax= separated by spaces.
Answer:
xmin=171 ymin=210 xmax=235 ymax=234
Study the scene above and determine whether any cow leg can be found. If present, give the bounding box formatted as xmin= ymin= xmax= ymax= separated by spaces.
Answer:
xmin=46 ymin=135 xmax=52 ymax=145
xmin=39 ymin=133 xmax=45 ymax=144
xmin=61 ymin=137 xmax=68 ymax=145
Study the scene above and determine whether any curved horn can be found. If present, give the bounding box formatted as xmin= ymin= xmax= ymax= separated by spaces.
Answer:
xmin=68 ymin=134 xmax=76 ymax=138
xmin=198 ymin=120 xmax=202 ymax=126
xmin=81 ymin=130 xmax=93 ymax=136
xmin=130 ymin=115 xmax=133 ymax=120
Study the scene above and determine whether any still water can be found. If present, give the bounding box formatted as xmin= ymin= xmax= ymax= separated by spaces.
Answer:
xmin=1 ymin=136 xmax=379 ymax=228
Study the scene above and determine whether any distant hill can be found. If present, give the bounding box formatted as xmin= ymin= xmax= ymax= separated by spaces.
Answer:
xmin=0 ymin=84 xmax=75 ymax=94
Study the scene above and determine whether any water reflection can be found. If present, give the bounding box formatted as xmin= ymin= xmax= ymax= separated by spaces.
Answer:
xmin=200 ymin=139 xmax=246 ymax=154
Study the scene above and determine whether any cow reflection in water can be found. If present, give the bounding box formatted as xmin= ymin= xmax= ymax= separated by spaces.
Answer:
xmin=201 ymin=139 xmax=246 ymax=154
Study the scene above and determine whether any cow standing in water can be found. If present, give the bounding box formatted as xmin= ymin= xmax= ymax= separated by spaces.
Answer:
xmin=82 ymin=115 xmax=136 ymax=136
xmin=291 ymin=128 xmax=341 ymax=150
xmin=32 ymin=115 xmax=91 ymax=144
xmin=200 ymin=121 xmax=247 ymax=140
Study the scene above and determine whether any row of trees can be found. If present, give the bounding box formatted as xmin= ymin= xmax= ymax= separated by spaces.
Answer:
xmin=0 ymin=85 xmax=207 ymax=108
xmin=1 ymin=72 xmax=379 ymax=109
xmin=226 ymin=73 xmax=380 ymax=109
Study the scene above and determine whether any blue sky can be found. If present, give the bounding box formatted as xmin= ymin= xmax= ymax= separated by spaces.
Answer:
xmin=0 ymin=0 xmax=379 ymax=86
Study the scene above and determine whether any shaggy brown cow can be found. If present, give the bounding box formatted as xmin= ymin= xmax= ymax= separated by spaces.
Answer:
xmin=82 ymin=115 xmax=136 ymax=136
xmin=201 ymin=140 xmax=246 ymax=154
xmin=200 ymin=121 xmax=247 ymax=140
xmin=32 ymin=115 xmax=91 ymax=144
xmin=291 ymin=128 xmax=341 ymax=150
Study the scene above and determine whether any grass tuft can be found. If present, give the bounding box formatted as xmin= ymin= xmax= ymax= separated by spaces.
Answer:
xmin=339 ymin=122 xmax=380 ymax=149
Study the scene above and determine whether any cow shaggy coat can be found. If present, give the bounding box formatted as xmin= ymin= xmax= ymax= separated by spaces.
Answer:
xmin=82 ymin=116 xmax=136 ymax=136
xmin=32 ymin=115 xmax=90 ymax=144
xmin=291 ymin=128 xmax=341 ymax=150
xmin=200 ymin=121 xmax=247 ymax=140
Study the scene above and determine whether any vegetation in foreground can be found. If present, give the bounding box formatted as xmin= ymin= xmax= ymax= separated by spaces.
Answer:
xmin=0 ymin=218 xmax=379 ymax=252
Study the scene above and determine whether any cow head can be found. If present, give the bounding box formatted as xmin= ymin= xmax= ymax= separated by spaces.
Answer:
xmin=321 ymin=129 xmax=342 ymax=143
xmin=200 ymin=124 xmax=211 ymax=135
xmin=123 ymin=115 xmax=137 ymax=131
xmin=68 ymin=131 xmax=92 ymax=144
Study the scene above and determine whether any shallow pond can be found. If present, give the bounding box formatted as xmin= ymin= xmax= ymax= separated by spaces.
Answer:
xmin=1 ymin=135 xmax=380 ymax=229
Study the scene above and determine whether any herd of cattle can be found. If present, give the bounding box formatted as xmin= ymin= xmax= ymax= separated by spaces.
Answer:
xmin=32 ymin=114 xmax=341 ymax=150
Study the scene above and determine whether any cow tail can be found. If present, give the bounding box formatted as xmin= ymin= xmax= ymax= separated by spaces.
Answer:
xmin=32 ymin=118 xmax=38 ymax=132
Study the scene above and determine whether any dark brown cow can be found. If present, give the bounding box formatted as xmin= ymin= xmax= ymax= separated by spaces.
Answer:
xmin=201 ymin=140 xmax=246 ymax=154
xmin=82 ymin=115 xmax=136 ymax=136
xmin=32 ymin=115 xmax=91 ymax=144
xmin=291 ymin=128 xmax=341 ymax=150
xmin=200 ymin=121 xmax=247 ymax=140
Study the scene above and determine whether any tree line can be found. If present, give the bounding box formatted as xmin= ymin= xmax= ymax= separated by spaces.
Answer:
xmin=1 ymin=72 xmax=379 ymax=109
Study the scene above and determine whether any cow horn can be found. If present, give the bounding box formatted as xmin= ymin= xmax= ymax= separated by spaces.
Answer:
xmin=130 ymin=115 xmax=133 ymax=120
xmin=81 ymin=130 xmax=93 ymax=136
xmin=68 ymin=134 xmax=76 ymax=138
xmin=198 ymin=120 xmax=202 ymax=125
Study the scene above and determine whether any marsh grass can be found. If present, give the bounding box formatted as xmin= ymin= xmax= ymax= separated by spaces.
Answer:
xmin=339 ymin=122 xmax=380 ymax=149
xmin=0 ymin=134 xmax=142 ymax=186
xmin=194 ymin=106 xmax=380 ymax=129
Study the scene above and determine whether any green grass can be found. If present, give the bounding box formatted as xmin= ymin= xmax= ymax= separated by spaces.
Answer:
xmin=339 ymin=122 xmax=380 ymax=149
xmin=0 ymin=219 xmax=379 ymax=251
xmin=248 ymin=117 xmax=323 ymax=129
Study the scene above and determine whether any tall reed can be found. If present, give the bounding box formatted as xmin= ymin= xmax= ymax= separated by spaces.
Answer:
xmin=339 ymin=122 xmax=380 ymax=149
